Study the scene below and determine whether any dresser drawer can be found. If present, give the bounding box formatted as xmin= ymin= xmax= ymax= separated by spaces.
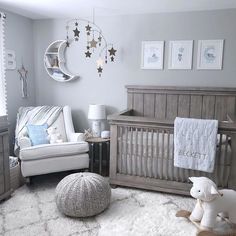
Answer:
xmin=0 ymin=154 xmax=3 ymax=174
xmin=0 ymin=174 xmax=4 ymax=195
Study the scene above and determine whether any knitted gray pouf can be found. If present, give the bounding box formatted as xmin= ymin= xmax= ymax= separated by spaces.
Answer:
xmin=55 ymin=172 xmax=111 ymax=217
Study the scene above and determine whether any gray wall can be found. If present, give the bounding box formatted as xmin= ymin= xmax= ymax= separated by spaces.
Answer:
xmin=32 ymin=9 xmax=236 ymax=132
xmin=3 ymin=10 xmax=36 ymax=153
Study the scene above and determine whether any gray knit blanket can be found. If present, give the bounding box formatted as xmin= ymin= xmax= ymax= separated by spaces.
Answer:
xmin=14 ymin=106 xmax=62 ymax=155
xmin=174 ymin=117 xmax=218 ymax=173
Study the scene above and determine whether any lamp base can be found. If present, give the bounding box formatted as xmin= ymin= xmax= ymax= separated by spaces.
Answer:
xmin=91 ymin=120 xmax=101 ymax=137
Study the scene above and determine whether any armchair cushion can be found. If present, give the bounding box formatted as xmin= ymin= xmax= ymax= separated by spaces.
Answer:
xmin=26 ymin=124 xmax=49 ymax=146
xmin=20 ymin=142 xmax=89 ymax=161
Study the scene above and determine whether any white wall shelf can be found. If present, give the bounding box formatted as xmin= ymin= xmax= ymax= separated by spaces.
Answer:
xmin=44 ymin=40 xmax=78 ymax=82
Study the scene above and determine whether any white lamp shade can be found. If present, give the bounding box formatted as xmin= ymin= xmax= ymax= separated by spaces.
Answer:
xmin=88 ymin=104 xmax=106 ymax=120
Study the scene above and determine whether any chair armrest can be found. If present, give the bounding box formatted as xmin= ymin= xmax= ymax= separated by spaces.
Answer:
xmin=68 ymin=133 xmax=85 ymax=142
xmin=19 ymin=136 xmax=32 ymax=149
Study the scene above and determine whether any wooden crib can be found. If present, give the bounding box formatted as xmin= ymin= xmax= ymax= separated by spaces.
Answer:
xmin=108 ymin=86 xmax=236 ymax=195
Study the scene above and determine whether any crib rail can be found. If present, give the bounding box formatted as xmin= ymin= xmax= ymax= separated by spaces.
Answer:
xmin=108 ymin=110 xmax=236 ymax=194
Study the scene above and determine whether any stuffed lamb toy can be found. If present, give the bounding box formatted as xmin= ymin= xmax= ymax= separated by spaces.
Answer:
xmin=47 ymin=126 xmax=63 ymax=144
xmin=189 ymin=177 xmax=236 ymax=229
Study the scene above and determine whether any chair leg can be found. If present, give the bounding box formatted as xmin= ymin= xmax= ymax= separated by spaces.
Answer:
xmin=25 ymin=177 xmax=32 ymax=185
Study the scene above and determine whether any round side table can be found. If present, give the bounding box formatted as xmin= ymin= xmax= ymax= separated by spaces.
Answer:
xmin=86 ymin=137 xmax=110 ymax=176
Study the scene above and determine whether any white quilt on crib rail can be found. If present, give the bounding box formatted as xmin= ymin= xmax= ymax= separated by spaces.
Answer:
xmin=174 ymin=117 xmax=218 ymax=173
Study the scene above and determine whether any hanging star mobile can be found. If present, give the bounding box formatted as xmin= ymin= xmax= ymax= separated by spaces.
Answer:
xmin=65 ymin=12 xmax=117 ymax=77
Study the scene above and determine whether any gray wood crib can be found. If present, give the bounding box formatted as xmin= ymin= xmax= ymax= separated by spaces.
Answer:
xmin=108 ymin=85 xmax=236 ymax=195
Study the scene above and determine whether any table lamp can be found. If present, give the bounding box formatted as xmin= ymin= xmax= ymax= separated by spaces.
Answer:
xmin=88 ymin=104 xmax=106 ymax=137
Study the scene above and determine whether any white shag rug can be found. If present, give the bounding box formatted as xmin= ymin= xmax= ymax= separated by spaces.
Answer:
xmin=0 ymin=173 xmax=198 ymax=236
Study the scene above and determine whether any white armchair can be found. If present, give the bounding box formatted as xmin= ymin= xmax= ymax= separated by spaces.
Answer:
xmin=17 ymin=106 xmax=89 ymax=178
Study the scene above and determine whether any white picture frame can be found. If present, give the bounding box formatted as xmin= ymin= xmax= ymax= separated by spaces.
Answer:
xmin=168 ymin=40 xmax=193 ymax=70
xmin=141 ymin=41 xmax=164 ymax=69
xmin=5 ymin=49 xmax=16 ymax=70
xmin=197 ymin=40 xmax=224 ymax=70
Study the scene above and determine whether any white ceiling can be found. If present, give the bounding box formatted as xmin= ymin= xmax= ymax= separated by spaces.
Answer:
xmin=0 ymin=0 xmax=236 ymax=20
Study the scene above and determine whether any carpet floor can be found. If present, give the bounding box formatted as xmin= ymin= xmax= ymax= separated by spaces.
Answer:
xmin=0 ymin=172 xmax=198 ymax=236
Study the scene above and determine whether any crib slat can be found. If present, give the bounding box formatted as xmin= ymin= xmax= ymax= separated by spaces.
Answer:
xmin=167 ymin=131 xmax=174 ymax=180
xmin=150 ymin=129 xmax=154 ymax=178
xmin=178 ymin=157 xmax=183 ymax=182
xmin=165 ymin=131 xmax=168 ymax=180
xmin=172 ymin=132 xmax=180 ymax=182
xmin=140 ymin=128 xmax=143 ymax=176
xmin=219 ymin=134 xmax=224 ymax=186
xmin=225 ymin=135 xmax=231 ymax=187
xmin=144 ymin=129 xmax=148 ymax=177
xmin=119 ymin=126 xmax=123 ymax=174
xmin=154 ymin=129 xmax=159 ymax=179
xmin=124 ymin=127 xmax=128 ymax=174
xmin=160 ymin=130 xmax=164 ymax=179
xmin=186 ymin=169 xmax=191 ymax=183
xmin=135 ymin=128 xmax=138 ymax=176
xmin=215 ymin=134 xmax=222 ymax=186
xmin=221 ymin=135 xmax=228 ymax=187
xmin=126 ymin=127 xmax=130 ymax=175
xmin=214 ymin=135 xmax=220 ymax=183
xmin=165 ymin=131 xmax=171 ymax=180
xmin=130 ymin=127 xmax=133 ymax=175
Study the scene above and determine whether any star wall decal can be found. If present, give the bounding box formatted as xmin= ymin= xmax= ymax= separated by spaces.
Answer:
xmin=85 ymin=51 xmax=92 ymax=58
xmin=18 ymin=64 xmax=28 ymax=98
xmin=108 ymin=47 xmax=117 ymax=56
xmin=75 ymin=22 xmax=78 ymax=26
xmin=66 ymin=41 xmax=70 ymax=47
xmin=75 ymin=37 xmax=79 ymax=41
xmin=87 ymin=31 xmax=90 ymax=36
xmin=85 ymin=24 xmax=92 ymax=31
xmin=98 ymin=36 xmax=102 ymax=42
xmin=90 ymin=38 xmax=97 ymax=48
xmin=111 ymin=56 xmax=114 ymax=62
xmin=73 ymin=27 xmax=80 ymax=37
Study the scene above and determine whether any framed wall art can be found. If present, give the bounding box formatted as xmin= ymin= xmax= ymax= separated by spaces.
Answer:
xmin=197 ymin=40 xmax=224 ymax=70
xmin=168 ymin=40 xmax=193 ymax=70
xmin=141 ymin=41 xmax=164 ymax=69
xmin=5 ymin=49 xmax=16 ymax=70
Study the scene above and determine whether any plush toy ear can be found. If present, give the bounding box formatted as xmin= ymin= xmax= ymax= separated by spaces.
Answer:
xmin=210 ymin=185 xmax=221 ymax=196
xmin=189 ymin=177 xmax=197 ymax=183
